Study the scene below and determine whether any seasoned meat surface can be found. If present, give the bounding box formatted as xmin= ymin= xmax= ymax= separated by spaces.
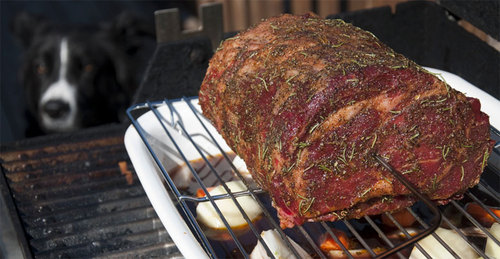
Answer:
xmin=198 ymin=13 xmax=494 ymax=228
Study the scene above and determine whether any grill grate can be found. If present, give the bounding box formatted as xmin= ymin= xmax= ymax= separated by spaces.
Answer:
xmin=126 ymin=97 xmax=500 ymax=258
xmin=0 ymin=126 xmax=182 ymax=258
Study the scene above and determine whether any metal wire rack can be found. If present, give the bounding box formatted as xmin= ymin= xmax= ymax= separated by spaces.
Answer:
xmin=126 ymin=97 xmax=500 ymax=259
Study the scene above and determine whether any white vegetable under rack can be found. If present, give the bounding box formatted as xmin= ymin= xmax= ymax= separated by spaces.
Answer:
xmin=124 ymin=94 xmax=499 ymax=259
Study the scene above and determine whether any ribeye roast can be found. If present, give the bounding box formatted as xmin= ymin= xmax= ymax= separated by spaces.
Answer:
xmin=198 ymin=13 xmax=494 ymax=228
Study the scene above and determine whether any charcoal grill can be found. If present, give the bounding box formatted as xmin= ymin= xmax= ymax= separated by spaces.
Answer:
xmin=1 ymin=1 xmax=499 ymax=258
xmin=0 ymin=125 xmax=182 ymax=258
xmin=125 ymin=91 xmax=500 ymax=258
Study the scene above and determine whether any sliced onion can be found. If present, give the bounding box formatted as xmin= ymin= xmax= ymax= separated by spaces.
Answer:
xmin=409 ymin=227 xmax=478 ymax=259
xmin=250 ymin=229 xmax=312 ymax=259
xmin=196 ymin=180 xmax=262 ymax=230
xmin=485 ymin=223 xmax=500 ymax=258
xmin=232 ymin=156 xmax=253 ymax=179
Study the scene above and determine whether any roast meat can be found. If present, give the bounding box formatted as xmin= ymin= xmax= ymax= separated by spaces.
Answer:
xmin=198 ymin=13 xmax=494 ymax=228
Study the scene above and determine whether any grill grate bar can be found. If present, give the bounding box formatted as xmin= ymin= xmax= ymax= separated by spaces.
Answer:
xmin=27 ymin=206 xmax=157 ymax=239
xmin=23 ymin=195 xmax=150 ymax=228
xmin=382 ymin=212 xmax=434 ymax=258
xmin=406 ymin=207 xmax=461 ymax=258
xmin=373 ymin=155 xmax=442 ymax=258
xmin=3 ymin=152 xmax=127 ymax=181
xmin=0 ymin=136 xmax=125 ymax=163
xmin=450 ymin=200 xmax=500 ymax=246
xmin=179 ymin=189 xmax=266 ymax=202
xmin=478 ymin=180 xmax=500 ymax=203
xmin=1 ymin=145 xmax=127 ymax=174
xmin=297 ymin=225 xmax=328 ymax=259
xmin=363 ymin=215 xmax=406 ymax=259
xmin=466 ymin=191 xmax=500 ymax=223
xmin=93 ymin=242 xmax=181 ymax=258
xmin=343 ymin=220 xmax=378 ymax=257
xmin=10 ymin=169 xmax=138 ymax=202
xmin=126 ymin=97 xmax=500 ymax=258
xmin=320 ymin=221 xmax=354 ymax=258
xmin=16 ymin=185 xmax=146 ymax=217
xmin=34 ymin=228 xmax=171 ymax=258
xmin=441 ymin=214 xmax=488 ymax=258
xmin=30 ymin=217 xmax=164 ymax=252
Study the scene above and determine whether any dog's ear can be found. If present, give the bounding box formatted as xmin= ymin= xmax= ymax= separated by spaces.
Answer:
xmin=11 ymin=12 xmax=49 ymax=48
xmin=105 ymin=11 xmax=155 ymax=55
xmin=101 ymin=11 xmax=155 ymax=96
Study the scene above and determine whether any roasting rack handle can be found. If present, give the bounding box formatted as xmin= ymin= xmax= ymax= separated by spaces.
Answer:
xmin=373 ymin=154 xmax=442 ymax=258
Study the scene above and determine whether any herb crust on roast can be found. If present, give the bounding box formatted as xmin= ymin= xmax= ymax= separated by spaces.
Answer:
xmin=198 ymin=13 xmax=494 ymax=228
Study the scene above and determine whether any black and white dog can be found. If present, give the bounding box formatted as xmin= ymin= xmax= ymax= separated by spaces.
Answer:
xmin=12 ymin=12 xmax=153 ymax=135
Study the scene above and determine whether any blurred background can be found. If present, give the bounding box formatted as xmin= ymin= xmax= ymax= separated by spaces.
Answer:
xmin=1 ymin=0 xmax=497 ymax=145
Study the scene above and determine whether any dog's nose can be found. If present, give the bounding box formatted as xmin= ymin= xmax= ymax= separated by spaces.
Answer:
xmin=42 ymin=100 xmax=70 ymax=119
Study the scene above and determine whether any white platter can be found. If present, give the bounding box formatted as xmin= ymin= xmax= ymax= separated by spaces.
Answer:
xmin=123 ymin=68 xmax=499 ymax=258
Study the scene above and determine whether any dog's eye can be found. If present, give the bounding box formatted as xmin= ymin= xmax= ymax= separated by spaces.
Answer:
xmin=84 ymin=64 xmax=94 ymax=73
xmin=37 ymin=64 xmax=48 ymax=75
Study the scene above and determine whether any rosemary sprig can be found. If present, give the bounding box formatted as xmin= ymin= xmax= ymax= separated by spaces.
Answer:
xmin=266 ymin=170 xmax=274 ymax=183
xmin=298 ymin=196 xmax=315 ymax=216
xmin=432 ymin=175 xmax=438 ymax=191
xmin=382 ymin=176 xmax=392 ymax=184
xmin=276 ymin=140 xmax=282 ymax=152
xmin=282 ymin=162 xmax=296 ymax=174
xmin=318 ymin=164 xmax=332 ymax=172
xmin=286 ymin=74 xmax=298 ymax=84
xmin=441 ymin=106 xmax=452 ymax=112
xmin=256 ymin=76 xmax=268 ymax=91
xmin=309 ymin=122 xmax=321 ymax=134
xmin=360 ymin=187 xmax=372 ymax=198
xmin=304 ymin=164 xmax=315 ymax=172
xmin=402 ymin=169 xmax=414 ymax=175
xmin=390 ymin=65 xmax=408 ymax=69
xmin=409 ymin=131 xmax=420 ymax=141
xmin=481 ymin=148 xmax=489 ymax=171
xmin=296 ymin=142 xmax=310 ymax=149
xmin=371 ymin=133 xmax=378 ymax=148
xmin=348 ymin=142 xmax=355 ymax=162
xmin=381 ymin=196 xmax=393 ymax=203
xmin=332 ymin=42 xmax=344 ymax=48
xmin=338 ymin=146 xmax=348 ymax=165
xmin=389 ymin=110 xmax=401 ymax=115
xmin=346 ymin=78 xmax=359 ymax=83
xmin=442 ymin=145 xmax=450 ymax=160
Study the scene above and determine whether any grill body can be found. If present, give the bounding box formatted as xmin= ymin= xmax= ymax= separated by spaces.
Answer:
xmin=1 ymin=1 xmax=499 ymax=258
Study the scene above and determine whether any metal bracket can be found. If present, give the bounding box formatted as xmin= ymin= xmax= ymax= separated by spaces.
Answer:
xmin=154 ymin=3 xmax=223 ymax=50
